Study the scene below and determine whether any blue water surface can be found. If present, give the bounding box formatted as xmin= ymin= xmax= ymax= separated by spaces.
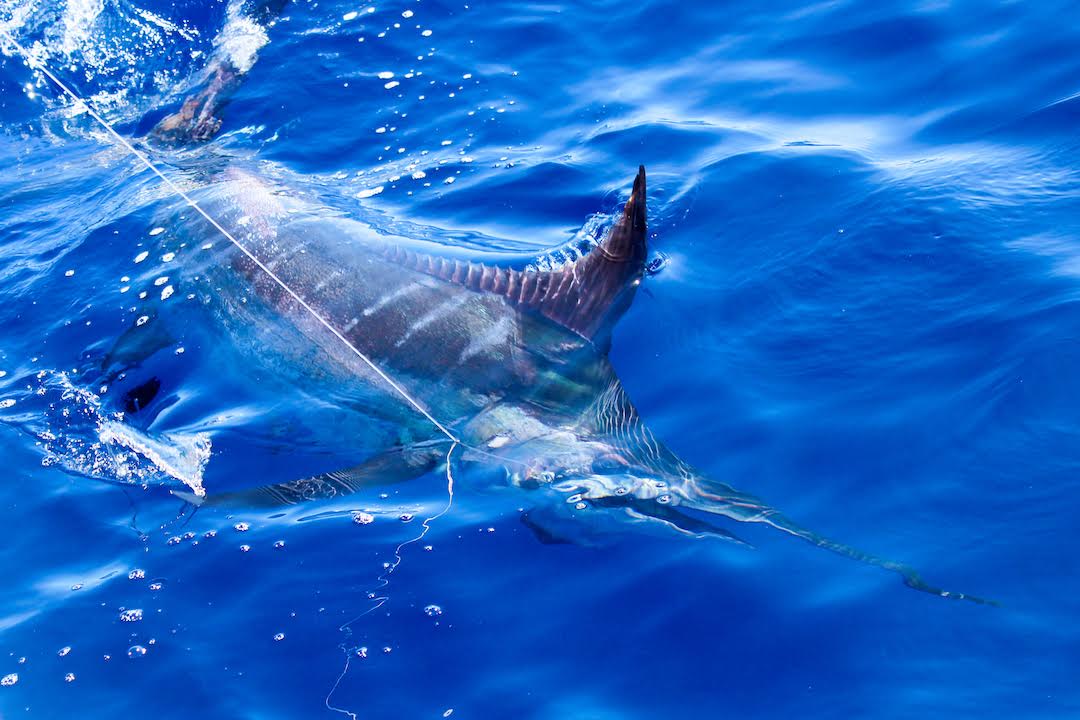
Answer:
xmin=1 ymin=0 xmax=1078 ymax=717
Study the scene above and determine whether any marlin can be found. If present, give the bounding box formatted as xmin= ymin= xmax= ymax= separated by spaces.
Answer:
xmin=100 ymin=1 xmax=991 ymax=604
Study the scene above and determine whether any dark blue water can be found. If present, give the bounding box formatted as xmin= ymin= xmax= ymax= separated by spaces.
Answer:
xmin=1 ymin=1 xmax=1078 ymax=717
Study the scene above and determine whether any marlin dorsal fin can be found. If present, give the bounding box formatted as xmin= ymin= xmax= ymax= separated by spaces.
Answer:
xmin=381 ymin=167 xmax=648 ymax=349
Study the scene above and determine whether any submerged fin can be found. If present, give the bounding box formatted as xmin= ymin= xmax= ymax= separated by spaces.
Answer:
xmin=176 ymin=441 xmax=448 ymax=508
xmin=380 ymin=167 xmax=648 ymax=348
xmin=149 ymin=1 xmax=289 ymax=144
xmin=681 ymin=480 xmax=998 ymax=606
xmin=150 ymin=62 xmax=242 ymax=145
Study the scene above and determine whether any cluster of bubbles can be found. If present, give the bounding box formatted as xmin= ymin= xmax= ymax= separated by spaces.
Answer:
xmin=319 ymin=5 xmax=526 ymax=203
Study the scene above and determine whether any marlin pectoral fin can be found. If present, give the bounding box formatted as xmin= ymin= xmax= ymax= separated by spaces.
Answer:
xmin=179 ymin=440 xmax=449 ymax=508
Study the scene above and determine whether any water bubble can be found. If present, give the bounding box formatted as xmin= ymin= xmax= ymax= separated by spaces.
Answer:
xmin=58 ymin=646 xmax=71 ymax=657
xmin=1 ymin=673 xmax=17 ymax=686
xmin=273 ymin=633 xmax=285 ymax=641
xmin=119 ymin=609 xmax=143 ymax=622
xmin=240 ymin=545 xmax=251 ymax=553
xmin=234 ymin=522 xmax=249 ymax=532
xmin=352 ymin=512 xmax=375 ymax=525
xmin=148 ymin=582 xmax=163 ymax=592
xmin=273 ymin=540 xmax=285 ymax=549
xmin=128 ymin=569 xmax=146 ymax=580
xmin=204 ymin=530 xmax=217 ymax=538
xmin=127 ymin=645 xmax=147 ymax=659
xmin=182 ymin=532 xmax=196 ymax=540
xmin=64 ymin=672 xmax=75 ymax=683
xmin=424 ymin=604 xmax=443 ymax=617
xmin=167 ymin=536 xmax=181 ymax=545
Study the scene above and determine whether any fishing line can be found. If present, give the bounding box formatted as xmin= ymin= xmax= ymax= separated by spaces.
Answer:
xmin=325 ymin=441 xmax=458 ymax=719
xmin=3 ymin=30 xmax=472 ymax=714
xmin=0 ymin=29 xmax=460 ymax=446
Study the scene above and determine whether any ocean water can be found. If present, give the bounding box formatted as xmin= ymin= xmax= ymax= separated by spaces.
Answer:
xmin=1 ymin=0 xmax=1078 ymax=717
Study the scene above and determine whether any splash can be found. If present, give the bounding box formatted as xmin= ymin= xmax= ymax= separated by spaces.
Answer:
xmin=215 ymin=1 xmax=269 ymax=74
xmin=1 ymin=370 xmax=211 ymax=495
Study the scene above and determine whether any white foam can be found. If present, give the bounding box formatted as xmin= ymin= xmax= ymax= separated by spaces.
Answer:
xmin=99 ymin=421 xmax=211 ymax=497
xmin=215 ymin=3 xmax=269 ymax=74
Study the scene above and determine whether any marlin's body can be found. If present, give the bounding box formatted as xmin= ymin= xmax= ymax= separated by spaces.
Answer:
xmin=196 ymin=167 xmax=683 ymax=507
xmin=154 ymin=167 xmax=987 ymax=605
xmin=116 ymin=0 xmax=991 ymax=604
